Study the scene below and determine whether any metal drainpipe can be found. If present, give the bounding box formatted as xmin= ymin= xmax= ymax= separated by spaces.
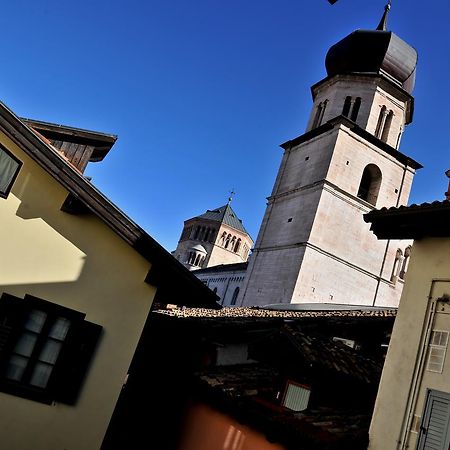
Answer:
xmin=397 ymin=285 xmax=441 ymax=449
xmin=372 ymin=163 xmax=408 ymax=306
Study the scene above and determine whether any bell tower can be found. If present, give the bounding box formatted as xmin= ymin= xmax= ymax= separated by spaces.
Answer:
xmin=240 ymin=5 xmax=422 ymax=307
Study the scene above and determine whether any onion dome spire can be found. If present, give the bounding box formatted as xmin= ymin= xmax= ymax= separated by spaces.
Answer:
xmin=376 ymin=1 xmax=392 ymax=31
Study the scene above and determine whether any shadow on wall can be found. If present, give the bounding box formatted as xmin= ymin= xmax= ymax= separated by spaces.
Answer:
xmin=0 ymin=167 xmax=150 ymax=323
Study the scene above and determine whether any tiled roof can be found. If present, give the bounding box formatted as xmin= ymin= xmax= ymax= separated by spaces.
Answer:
xmin=195 ymin=364 xmax=371 ymax=450
xmin=154 ymin=306 xmax=397 ymax=320
xmin=366 ymin=200 xmax=450 ymax=216
xmin=281 ymin=325 xmax=382 ymax=384
xmin=197 ymin=204 xmax=249 ymax=234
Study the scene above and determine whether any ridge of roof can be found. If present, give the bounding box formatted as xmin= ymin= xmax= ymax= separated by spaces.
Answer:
xmin=154 ymin=306 xmax=397 ymax=320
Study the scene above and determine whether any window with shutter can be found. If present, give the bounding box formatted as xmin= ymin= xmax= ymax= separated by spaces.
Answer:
xmin=0 ymin=145 xmax=22 ymax=198
xmin=417 ymin=389 xmax=450 ymax=450
xmin=0 ymin=293 xmax=101 ymax=405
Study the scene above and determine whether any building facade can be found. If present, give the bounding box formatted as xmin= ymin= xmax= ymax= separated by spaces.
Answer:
xmin=239 ymin=9 xmax=421 ymax=308
xmin=0 ymin=106 xmax=217 ymax=450
xmin=365 ymin=197 xmax=450 ymax=450
xmin=194 ymin=262 xmax=247 ymax=306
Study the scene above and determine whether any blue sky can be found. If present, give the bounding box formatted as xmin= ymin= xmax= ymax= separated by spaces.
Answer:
xmin=1 ymin=0 xmax=448 ymax=251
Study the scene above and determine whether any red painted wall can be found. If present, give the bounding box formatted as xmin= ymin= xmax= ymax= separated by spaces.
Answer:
xmin=178 ymin=403 xmax=286 ymax=450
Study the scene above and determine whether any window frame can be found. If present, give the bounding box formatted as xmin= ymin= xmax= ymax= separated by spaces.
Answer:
xmin=0 ymin=144 xmax=22 ymax=199
xmin=426 ymin=330 xmax=449 ymax=374
xmin=0 ymin=293 xmax=101 ymax=405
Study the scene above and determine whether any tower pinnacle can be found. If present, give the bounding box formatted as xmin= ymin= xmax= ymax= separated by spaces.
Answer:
xmin=376 ymin=1 xmax=392 ymax=31
xmin=228 ymin=189 xmax=235 ymax=205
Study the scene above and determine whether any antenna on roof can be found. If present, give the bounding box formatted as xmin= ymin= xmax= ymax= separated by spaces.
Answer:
xmin=228 ymin=189 xmax=235 ymax=205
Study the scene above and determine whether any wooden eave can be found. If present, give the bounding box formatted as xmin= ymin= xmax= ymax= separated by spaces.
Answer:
xmin=364 ymin=201 xmax=450 ymax=239
xmin=21 ymin=117 xmax=117 ymax=162
xmin=0 ymin=101 xmax=219 ymax=309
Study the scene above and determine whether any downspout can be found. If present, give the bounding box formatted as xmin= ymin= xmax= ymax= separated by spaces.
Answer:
xmin=372 ymin=162 xmax=408 ymax=306
xmin=396 ymin=284 xmax=444 ymax=449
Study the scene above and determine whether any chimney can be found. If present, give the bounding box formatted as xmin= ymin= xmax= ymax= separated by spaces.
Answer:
xmin=445 ymin=169 xmax=450 ymax=201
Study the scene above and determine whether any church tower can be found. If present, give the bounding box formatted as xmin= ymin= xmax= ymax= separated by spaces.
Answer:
xmin=173 ymin=200 xmax=253 ymax=271
xmin=240 ymin=5 xmax=422 ymax=307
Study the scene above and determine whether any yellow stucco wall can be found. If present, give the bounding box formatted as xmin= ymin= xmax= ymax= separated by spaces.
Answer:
xmin=369 ymin=238 xmax=450 ymax=450
xmin=0 ymin=130 xmax=156 ymax=450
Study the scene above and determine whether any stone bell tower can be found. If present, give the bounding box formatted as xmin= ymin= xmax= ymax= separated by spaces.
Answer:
xmin=239 ymin=4 xmax=422 ymax=307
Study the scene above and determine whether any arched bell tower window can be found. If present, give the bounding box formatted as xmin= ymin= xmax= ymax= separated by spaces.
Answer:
xmin=357 ymin=164 xmax=382 ymax=206
xmin=342 ymin=96 xmax=361 ymax=122
xmin=230 ymin=287 xmax=240 ymax=306
xmin=391 ymin=249 xmax=403 ymax=282
xmin=312 ymin=100 xmax=328 ymax=129
xmin=342 ymin=96 xmax=352 ymax=117
xmin=375 ymin=106 xmax=386 ymax=138
xmin=350 ymin=97 xmax=361 ymax=121
xmin=399 ymin=245 xmax=412 ymax=280
xmin=381 ymin=110 xmax=394 ymax=143
xmin=375 ymin=106 xmax=394 ymax=143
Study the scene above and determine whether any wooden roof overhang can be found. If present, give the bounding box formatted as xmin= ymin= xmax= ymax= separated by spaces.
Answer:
xmin=364 ymin=201 xmax=450 ymax=239
xmin=0 ymin=101 xmax=219 ymax=309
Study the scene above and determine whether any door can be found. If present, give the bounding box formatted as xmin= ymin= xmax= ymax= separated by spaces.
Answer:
xmin=417 ymin=389 xmax=450 ymax=450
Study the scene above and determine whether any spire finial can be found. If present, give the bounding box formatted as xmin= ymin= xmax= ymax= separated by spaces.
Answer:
xmin=228 ymin=189 xmax=235 ymax=205
xmin=376 ymin=1 xmax=392 ymax=31
xmin=445 ymin=170 xmax=450 ymax=201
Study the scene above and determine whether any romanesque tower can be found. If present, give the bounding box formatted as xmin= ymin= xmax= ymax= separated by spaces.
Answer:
xmin=239 ymin=5 xmax=422 ymax=307
xmin=173 ymin=199 xmax=253 ymax=271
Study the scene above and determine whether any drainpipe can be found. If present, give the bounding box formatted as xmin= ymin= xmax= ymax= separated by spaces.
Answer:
xmin=372 ymin=162 xmax=408 ymax=306
xmin=396 ymin=285 xmax=446 ymax=449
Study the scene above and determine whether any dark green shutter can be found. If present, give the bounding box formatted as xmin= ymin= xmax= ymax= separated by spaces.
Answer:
xmin=418 ymin=390 xmax=450 ymax=450
xmin=53 ymin=320 xmax=102 ymax=405
xmin=0 ymin=293 xmax=26 ymax=360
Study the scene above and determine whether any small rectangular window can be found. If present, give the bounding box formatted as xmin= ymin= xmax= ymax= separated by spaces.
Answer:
xmin=282 ymin=381 xmax=311 ymax=412
xmin=0 ymin=146 xmax=22 ymax=198
xmin=426 ymin=330 xmax=449 ymax=373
